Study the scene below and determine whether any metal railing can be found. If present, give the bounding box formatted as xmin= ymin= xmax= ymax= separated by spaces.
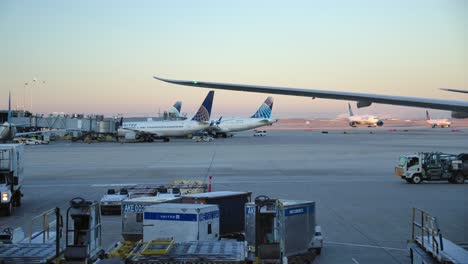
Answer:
xmin=411 ymin=207 xmax=444 ymax=261
xmin=28 ymin=208 xmax=59 ymax=243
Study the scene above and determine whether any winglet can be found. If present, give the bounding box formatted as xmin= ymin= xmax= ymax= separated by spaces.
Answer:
xmin=192 ymin=91 xmax=215 ymax=122
xmin=251 ymin=96 xmax=274 ymax=118
xmin=440 ymin=88 xmax=468 ymax=94
xmin=7 ymin=91 xmax=12 ymax=123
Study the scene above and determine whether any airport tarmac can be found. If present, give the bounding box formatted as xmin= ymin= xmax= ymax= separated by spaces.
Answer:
xmin=1 ymin=128 xmax=467 ymax=264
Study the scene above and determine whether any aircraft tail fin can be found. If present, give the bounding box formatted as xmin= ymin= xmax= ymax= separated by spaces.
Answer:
xmin=251 ymin=96 xmax=274 ymax=118
xmin=7 ymin=91 xmax=12 ymax=123
xmin=426 ymin=110 xmax=431 ymax=121
xmin=169 ymin=101 xmax=182 ymax=117
xmin=348 ymin=103 xmax=354 ymax=117
xmin=192 ymin=91 xmax=214 ymax=122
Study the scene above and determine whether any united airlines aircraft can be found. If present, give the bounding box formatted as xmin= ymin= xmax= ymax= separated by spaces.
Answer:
xmin=208 ymin=97 xmax=278 ymax=138
xmin=117 ymin=91 xmax=215 ymax=142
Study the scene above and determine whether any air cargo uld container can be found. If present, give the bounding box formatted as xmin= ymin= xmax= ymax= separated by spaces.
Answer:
xmin=182 ymin=191 xmax=251 ymax=236
xmin=143 ymin=203 xmax=220 ymax=242
xmin=245 ymin=198 xmax=322 ymax=262
xmin=121 ymin=196 xmax=181 ymax=241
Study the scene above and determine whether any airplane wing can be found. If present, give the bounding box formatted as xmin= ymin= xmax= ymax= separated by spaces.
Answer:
xmin=441 ymin=88 xmax=468 ymax=94
xmin=154 ymin=76 xmax=468 ymax=113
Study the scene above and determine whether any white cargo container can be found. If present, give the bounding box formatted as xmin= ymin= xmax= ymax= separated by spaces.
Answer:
xmin=121 ymin=196 xmax=181 ymax=241
xmin=143 ymin=203 xmax=219 ymax=242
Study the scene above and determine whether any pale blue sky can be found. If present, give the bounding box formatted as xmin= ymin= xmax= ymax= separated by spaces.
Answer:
xmin=1 ymin=0 xmax=466 ymax=118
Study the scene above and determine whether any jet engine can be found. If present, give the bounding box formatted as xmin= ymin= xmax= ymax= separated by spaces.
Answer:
xmin=376 ymin=120 xmax=384 ymax=126
xmin=349 ymin=122 xmax=357 ymax=127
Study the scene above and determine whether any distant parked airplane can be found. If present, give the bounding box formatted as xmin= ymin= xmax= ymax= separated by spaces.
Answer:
xmin=208 ymin=96 xmax=278 ymax=138
xmin=347 ymin=103 xmax=384 ymax=128
xmin=118 ymin=91 xmax=215 ymax=142
xmin=168 ymin=101 xmax=183 ymax=117
xmin=426 ymin=111 xmax=451 ymax=128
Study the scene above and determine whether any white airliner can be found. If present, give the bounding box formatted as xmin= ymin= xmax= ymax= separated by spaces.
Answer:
xmin=117 ymin=91 xmax=215 ymax=142
xmin=347 ymin=103 xmax=383 ymax=127
xmin=426 ymin=110 xmax=451 ymax=128
xmin=153 ymin=77 xmax=468 ymax=119
xmin=208 ymin=96 xmax=278 ymax=138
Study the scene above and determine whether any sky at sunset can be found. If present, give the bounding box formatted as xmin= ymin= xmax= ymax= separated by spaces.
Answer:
xmin=1 ymin=0 xmax=466 ymax=119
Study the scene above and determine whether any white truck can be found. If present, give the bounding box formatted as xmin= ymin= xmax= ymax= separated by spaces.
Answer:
xmin=395 ymin=152 xmax=467 ymax=184
xmin=0 ymin=144 xmax=24 ymax=216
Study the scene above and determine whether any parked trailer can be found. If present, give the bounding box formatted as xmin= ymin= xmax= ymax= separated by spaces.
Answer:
xmin=408 ymin=208 xmax=468 ymax=263
xmin=181 ymin=191 xmax=251 ymax=237
xmin=395 ymin=152 xmax=468 ymax=184
xmin=0 ymin=144 xmax=24 ymax=216
xmin=121 ymin=195 xmax=181 ymax=242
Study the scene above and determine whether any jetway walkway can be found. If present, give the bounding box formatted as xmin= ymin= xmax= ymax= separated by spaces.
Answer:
xmin=11 ymin=115 xmax=119 ymax=134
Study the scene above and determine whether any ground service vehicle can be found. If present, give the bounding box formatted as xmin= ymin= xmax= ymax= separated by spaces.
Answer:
xmin=0 ymin=144 xmax=24 ymax=216
xmin=408 ymin=208 xmax=468 ymax=263
xmin=254 ymin=130 xmax=267 ymax=136
xmin=0 ymin=198 xmax=105 ymax=263
xmin=395 ymin=152 xmax=468 ymax=184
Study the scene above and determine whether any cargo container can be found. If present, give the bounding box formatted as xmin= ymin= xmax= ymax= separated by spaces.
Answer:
xmin=182 ymin=191 xmax=251 ymax=237
xmin=143 ymin=203 xmax=219 ymax=243
xmin=245 ymin=198 xmax=322 ymax=263
xmin=121 ymin=196 xmax=181 ymax=241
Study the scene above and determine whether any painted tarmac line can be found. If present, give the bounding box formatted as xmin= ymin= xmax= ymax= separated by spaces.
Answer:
xmin=325 ymin=241 xmax=407 ymax=251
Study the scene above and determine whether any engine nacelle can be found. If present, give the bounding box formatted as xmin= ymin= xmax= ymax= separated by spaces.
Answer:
xmin=357 ymin=101 xmax=372 ymax=108
xmin=377 ymin=120 xmax=384 ymax=126
xmin=124 ymin=131 xmax=137 ymax=140
xmin=451 ymin=111 xmax=468 ymax=119
xmin=349 ymin=122 xmax=357 ymax=127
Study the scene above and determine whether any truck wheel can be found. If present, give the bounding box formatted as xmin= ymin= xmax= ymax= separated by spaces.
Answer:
xmin=3 ymin=203 xmax=12 ymax=216
xmin=15 ymin=192 xmax=21 ymax=207
xmin=454 ymin=174 xmax=465 ymax=184
xmin=411 ymin=175 xmax=422 ymax=184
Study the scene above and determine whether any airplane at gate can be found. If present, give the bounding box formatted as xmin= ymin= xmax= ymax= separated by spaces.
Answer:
xmin=117 ymin=91 xmax=215 ymax=142
xmin=207 ymin=96 xmax=278 ymax=138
